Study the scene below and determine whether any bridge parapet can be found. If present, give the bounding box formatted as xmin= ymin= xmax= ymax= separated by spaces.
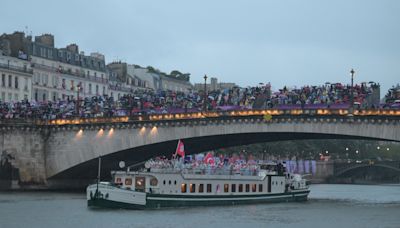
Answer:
xmin=334 ymin=161 xmax=400 ymax=177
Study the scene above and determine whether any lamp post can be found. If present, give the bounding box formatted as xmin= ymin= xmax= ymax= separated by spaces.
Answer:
xmin=76 ymin=83 xmax=81 ymax=117
xmin=203 ymin=74 xmax=208 ymax=112
xmin=350 ymin=69 xmax=355 ymax=113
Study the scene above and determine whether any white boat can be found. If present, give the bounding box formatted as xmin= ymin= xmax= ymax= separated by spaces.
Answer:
xmin=87 ymin=159 xmax=310 ymax=209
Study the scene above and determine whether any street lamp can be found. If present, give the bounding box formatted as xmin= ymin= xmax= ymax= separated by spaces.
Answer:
xmin=203 ymin=74 xmax=208 ymax=112
xmin=77 ymin=83 xmax=81 ymax=117
xmin=350 ymin=69 xmax=355 ymax=112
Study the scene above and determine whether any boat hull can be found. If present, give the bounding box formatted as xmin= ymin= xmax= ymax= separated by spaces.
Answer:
xmin=87 ymin=184 xmax=309 ymax=209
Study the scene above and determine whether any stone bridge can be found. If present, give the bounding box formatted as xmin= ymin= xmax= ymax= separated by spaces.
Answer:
xmin=334 ymin=161 xmax=400 ymax=177
xmin=0 ymin=109 xmax=399 ymax=189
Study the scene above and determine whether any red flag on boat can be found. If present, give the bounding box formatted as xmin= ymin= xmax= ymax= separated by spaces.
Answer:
xmin=175 ymin=139 xmax=185 ymax=157
xmin=204 ymin=152 xmax=214 ymax=164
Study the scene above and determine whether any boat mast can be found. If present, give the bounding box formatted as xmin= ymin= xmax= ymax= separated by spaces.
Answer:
xmin=96 ymin=156 xmax=101 ymax=197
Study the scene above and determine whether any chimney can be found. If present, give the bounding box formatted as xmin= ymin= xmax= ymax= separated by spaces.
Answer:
xmin=35 ymin=34 xmax=54 ymax=47
xmin=66 ymin=43 xmax=79 ymax=53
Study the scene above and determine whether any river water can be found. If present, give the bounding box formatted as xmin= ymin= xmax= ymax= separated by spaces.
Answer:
xmin=0 ymin=184 xmax=399 ymax=228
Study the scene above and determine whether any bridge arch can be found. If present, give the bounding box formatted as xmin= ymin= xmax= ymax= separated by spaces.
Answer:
xmin=335 ymin=163 xmax=400 ymax=177
xmin=46 ymin=116 xmax=400 ymax=180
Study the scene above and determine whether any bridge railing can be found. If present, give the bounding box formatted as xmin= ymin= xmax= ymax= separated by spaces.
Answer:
xmin=4 ymin=108 xmax=400 ymax=126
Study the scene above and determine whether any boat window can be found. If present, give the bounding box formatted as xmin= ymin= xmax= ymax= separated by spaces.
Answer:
xmin=115 ymin=177 xmax=122 ymax=184
xmin=199 ymin=184 xmax=204 ymax=193
xmin=231 ymin=184 xmax=236 ymax=192
xmin=207 ymin=184 xmax=212 ymax=193
xmin=258 ymin=184 xmax=263 ymax=192
xmin=181 ymin=183 xmax=187 ymax=193
xmin=174 ymin=180 xmax=177 ymax=185
xmin=224 ymin=184 xmax=229 ymax=193
xmin=252 ymin=184 xmax=257 ymax=192
xmin=245 ymin=184 xmax=250 ymax=192
xmin=163 ymin=180 xmax=166 ymax=185
xmin=190 ymin=184 xmax=196 ymax=193
xmin=239 ymin=184 xmax=243 ymax=192
xmin=125 ymin=178 xmax=132 ymax=186
xmin=281 ymin=181 xmax=283 ymax=185
xmin=169 ymin=180 xmax=171 ymax=185
xmin=150 ymin=178 xmax=158 ymax=186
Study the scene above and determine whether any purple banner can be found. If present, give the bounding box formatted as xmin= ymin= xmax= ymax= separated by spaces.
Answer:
xmin=311 ymin=160 xmax=317 ymax=174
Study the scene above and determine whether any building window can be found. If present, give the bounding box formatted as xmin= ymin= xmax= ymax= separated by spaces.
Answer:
xmin=1 ymin=74 xmax=5 ymax=87
xmin=207 ymin=184 xmax=212 ymax=193
xmin=190 ymin=184 xmax=195 ymax=193
xmin=181 ymin=183 xmax=187 ymax=193
xmin=14 ymin=94 xmax=18 ymax=101
xmin=258 ymin=184 xmax=263 ymax=192
xmin=252 ymin=184 xmax=257 ymax=192
xmin=24 ymin=78 xmax=28 ymax=91
xmin=48 ymin=49 xmax=53 ymax=58
xmin=199 ymin=184 xmax=204 ymax=193
xmin=34 ymin=89 xmax=38 ymax=101
xmin=8 ymin=75 xmax=12 ymax=87
xmin=24 ymin=94 xmax=28 ymax=100
xmin=125 ymin=178 xmax=132 ymax=186
xmin=42 ymin=74 xmax=48 ymax=86
xmin=89 ymin=83 xmax=92 ymax=94
xmin=224 ymin=184 xmax=229 ymax=193
xmin=8 ymin=93 xmax=12 ymax=101
xmin=40 ymin=48 xmax=46 ymax=57
xmin=15 ymin=77 xmax=18 ymax=89
xmin=103 ymin=86 xmax=105 ymax=95
xmin=239 ymin=184 xmax=243 ymax=192
xmin=42 ymin=93 xmax=46 ymax=101
xmin=245 ymin=184 xmax=250 ymax=192
xmin=231 ymin=184 xmax=236 ymax=192
xmin=96 ymin=85 xmax=99 ymax=95
xmin=1 ymin=92 xmax=5 ymax=101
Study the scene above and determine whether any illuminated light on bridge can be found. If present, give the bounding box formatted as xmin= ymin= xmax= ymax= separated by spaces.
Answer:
xmin=139 ymin=127 xmax=146 ymax=135
xmin=96 ymin=128 xmax=104 ymax=138
xmin=75 ymin=129 xmax=83 ymax=139
xmin=150 ymin=126 xmax=158 ymax=136
xmin=107 ymin=128 xmax=114 ymax=137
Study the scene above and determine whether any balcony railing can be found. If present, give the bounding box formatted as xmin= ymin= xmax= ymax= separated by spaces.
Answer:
xmin=0 ymin=63 xmax=33 ymax=74
xmin=32 ymin=63 xmax=108 ymax=84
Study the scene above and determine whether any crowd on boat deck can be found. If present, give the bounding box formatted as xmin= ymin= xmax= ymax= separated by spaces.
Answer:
xmin=145 ymin=154 xmax=261 ymax=175
xmin=144 ymin=153 xmax=317 ymax=175
xmin=0 ymin=82 xmax=396 ymax=120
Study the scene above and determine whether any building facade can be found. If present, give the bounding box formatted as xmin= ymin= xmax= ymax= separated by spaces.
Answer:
xmin=0 ymin=32 xmax=108 ymax=102
xmin=0 ymin=53 xmax=32 ymax=102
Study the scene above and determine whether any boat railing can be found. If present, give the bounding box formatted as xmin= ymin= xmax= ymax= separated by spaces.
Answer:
xmin=146 ymin=167 xmax=276 ymax=176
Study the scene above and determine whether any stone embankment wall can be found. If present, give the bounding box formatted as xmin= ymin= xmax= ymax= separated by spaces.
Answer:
xmin=0 ymin=129 xmax=48 ymax=189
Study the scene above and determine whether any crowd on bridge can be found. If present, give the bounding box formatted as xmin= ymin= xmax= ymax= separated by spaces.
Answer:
xmin=0 ymin=81 xmax=397 ymax=120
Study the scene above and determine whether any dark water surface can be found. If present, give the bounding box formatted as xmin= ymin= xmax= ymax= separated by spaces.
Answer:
xmin=0 ymin=184 xmax=399 ymax=228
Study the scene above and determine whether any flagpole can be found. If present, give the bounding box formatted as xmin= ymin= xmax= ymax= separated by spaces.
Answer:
xmin=96 ymin=156 xmax=101 ymax=198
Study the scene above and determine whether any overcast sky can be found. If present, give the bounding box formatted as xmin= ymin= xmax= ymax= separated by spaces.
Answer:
xmin=2 ymin=0 xmax=399 ymax=95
